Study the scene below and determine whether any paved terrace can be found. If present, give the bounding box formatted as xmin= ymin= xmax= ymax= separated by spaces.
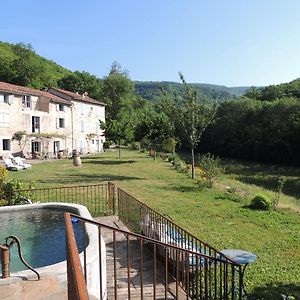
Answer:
xmin=0 ymin=216 xmax=185 ymax=299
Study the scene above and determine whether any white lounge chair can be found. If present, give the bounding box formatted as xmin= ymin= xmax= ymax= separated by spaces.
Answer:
xmin=3 ymin=158 xmax=23 ymax=171
xmin=13 ymin=156 xmax=32 ymax=169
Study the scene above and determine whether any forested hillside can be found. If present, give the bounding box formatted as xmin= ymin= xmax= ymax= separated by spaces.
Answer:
xmin=1 ymin=41 xmax=300 ymax=166
xmin=0 ymin=41 xmax=247 ymax=102
xmin=0 ymin=41 xmax=71 ymax=89
xmin=200 ymin=81 xmax=299 ymax=165
xmin=134 ymin=81 xmax=249 ymax=102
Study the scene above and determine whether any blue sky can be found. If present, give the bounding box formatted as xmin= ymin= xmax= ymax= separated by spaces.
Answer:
xmin=1 ymin=0 xmax=300 ymax=86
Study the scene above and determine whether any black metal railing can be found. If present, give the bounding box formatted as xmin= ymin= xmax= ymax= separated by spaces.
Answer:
xmin=16 ymin=183 xmax=114 ymax=216
xmin=117 ymin=188 xmax=243 ymax=299
xmin=65 ymin=212 xmax=243 ymax=300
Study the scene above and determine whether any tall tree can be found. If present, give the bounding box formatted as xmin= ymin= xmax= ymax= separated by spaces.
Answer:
xmin=135 ymin=111 xmax=172 ymax=161
xmin=58 ymin=71 xmax=102 ymax=100
xmin=101 ymin=62 xmax=134 ymax=121
xmin=177 ymin=73 xmax=217 ymax=179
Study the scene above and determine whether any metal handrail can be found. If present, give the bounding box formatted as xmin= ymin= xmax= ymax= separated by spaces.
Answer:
xmin=68 ymin=213 xmax=238 ymax=265
xmin=117 ymin=188 xmax=234 ymax=263
xmin=65 ymin=213 xmax=89 ymax=300
xmin=65 ymin=212 xmax=243 ymax=299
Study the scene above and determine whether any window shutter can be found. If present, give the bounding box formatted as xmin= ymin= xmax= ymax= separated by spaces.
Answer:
xmin=56 ymin=118 xmax=59 ymax=128
xmin=9 ymin=95 xmax=14 ymax=104
xmin=56 ymin=104 xmax=59 ymax=111
xmin=0 ymin=94 xmax=4 ymax=102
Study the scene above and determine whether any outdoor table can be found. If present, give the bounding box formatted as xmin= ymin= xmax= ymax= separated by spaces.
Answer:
xmin=220 ymin=249 xmax=257 ymax=295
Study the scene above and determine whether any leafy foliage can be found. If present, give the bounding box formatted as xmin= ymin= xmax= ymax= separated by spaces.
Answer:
xmin=201 ymin=97 xmax=300 ymax=165
xmin=250 ymin=193 xmax=273 ymax=211
xmin=58 ymin=71 xmax=102 ymax=100
xmin=199 ymin=153 xmax=224 ymax=188
xmin=134 ymin=81 xmax=247 ymax=102
xmin=0 ymin=178 xmax=35 ymax=206
xmin=0 ymin=41 xmax=71 ymax=88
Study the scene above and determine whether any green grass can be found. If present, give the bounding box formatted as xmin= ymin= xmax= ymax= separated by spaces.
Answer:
xmin=8 ymin=150 xmax=300 ymax=299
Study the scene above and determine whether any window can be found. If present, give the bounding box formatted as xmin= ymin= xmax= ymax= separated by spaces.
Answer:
xmin=4 ymin=95 xmax=9 ymax=104
xmin=58 ymin=118 xmax=65 ymax=128
xmin=80 ymin=140 xmax=84 ymax=153
xmin=57 ymin=104 xmax=65 ymax=112
xmin=32 ymin=116 xmax=40 ymax=133
xmin=0 ymin=112 xmax=9 ymax=127
xmin=2 ymin=139 xmax=11 ymax=151
xmin=95 ymin=121 xmax=99 ymax=134
xmin=22 ymin=95 xmax=31 ymax=109
xmin=80 ymin=120 xmax=84 ymax=132
xmin=32 ymin=141 xmax=41 ymax=153
xmin=0 ymin=94 xmax=13 ymax=104
xmin=80 ymin=103 xmax=84 ymax=115
xmin=96 ymin=107 xmax=100 ymax=118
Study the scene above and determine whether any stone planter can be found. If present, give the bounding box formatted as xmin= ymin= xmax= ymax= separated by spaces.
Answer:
xmin=73 ymin=156 xmax=81 ymax=166
xmin=72 ymin=150 xmax=81 ymax=166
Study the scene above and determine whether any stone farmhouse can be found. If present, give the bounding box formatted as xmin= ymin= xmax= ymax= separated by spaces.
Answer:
xmin=0 ymin=82 xmax=105 ymax=158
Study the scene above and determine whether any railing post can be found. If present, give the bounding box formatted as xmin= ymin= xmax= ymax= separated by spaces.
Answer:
xmin=108 ymin=182 xmax=116 ymax=215
xmin=0 ymin=245 xmax=10 ymax=278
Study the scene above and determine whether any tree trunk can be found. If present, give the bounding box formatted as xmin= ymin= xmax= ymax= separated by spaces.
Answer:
xmin=191 ymin=147 xmax=195 ymax=179
xmin=118 ymin=140 xmax=121 ymax=159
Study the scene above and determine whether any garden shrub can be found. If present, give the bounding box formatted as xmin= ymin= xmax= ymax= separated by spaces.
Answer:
xmin=0 ymin=179 xmax=35 ymax=206
xmin=199 ymin=153 xmax=224 ymax=188
xmin=250 ymin=194 xmax=273 ymax=210
xmin=0 ymin=166 xmax=8 ymax=183
xmin=173 ymin=160 xmax=188 ymax=173
xmin=103 ymin=141 xmax=110 ymax=149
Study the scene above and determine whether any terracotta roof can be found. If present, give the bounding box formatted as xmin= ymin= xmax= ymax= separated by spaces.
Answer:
xmin=0 ymin=81 xmax=71 ymax=105
xmin=48 ymin=88 xmax=106 ymax=106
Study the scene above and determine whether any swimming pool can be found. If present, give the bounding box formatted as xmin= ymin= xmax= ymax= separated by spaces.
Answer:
xmin=0 ymin=203 xmax=107 ymax=299
xmin=0 ymin=207 xmax=84 ymax=272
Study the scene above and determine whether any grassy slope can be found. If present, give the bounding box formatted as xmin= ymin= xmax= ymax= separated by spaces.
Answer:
xmin=8 ymin=150 xmax=300 ymax=298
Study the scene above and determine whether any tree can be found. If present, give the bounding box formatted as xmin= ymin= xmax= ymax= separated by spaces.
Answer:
xmin=100 ymin=118 xmax=132 ymax=159
xmin=177 ymin=73 xmax=217 ymax=179
xmin=12 ymin=131 xmax=28 ymax=157
xmin=101 ymin=62 xmax=134 ymax=121
xmin=58 ymin=71 xmax=102 ymax=101
xmin=159 ymin=87 xmax=181 ymax=157
xmin=135 ymin=111 xmax=172 ymax=161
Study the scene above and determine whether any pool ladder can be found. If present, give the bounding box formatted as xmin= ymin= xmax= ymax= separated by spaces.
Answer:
xmin=0 ymin=235 xmax=40 ymax=280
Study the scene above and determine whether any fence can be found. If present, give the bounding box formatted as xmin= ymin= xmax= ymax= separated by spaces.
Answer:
xmin=9 ymin=182 xmax=243 ymax=298
xmin=117 ymin=187 xmax=243 ymax=299
xmin=16 ymin=182 xmax=115 ymax=216
xmin=65 ymin=212 xmax=243 ymax=300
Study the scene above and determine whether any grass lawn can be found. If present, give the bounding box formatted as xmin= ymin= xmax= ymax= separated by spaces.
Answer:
xmin=8 ymin=149 xmax=300 ymax=299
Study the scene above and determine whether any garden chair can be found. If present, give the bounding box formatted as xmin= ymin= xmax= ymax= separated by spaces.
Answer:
xmin=13 ymin=156 xmax=32 ymax=169
xmin=3 ymin=158 xmax=23 ymax=171
xmin=8 ymin=154 xmax=32 ymax=169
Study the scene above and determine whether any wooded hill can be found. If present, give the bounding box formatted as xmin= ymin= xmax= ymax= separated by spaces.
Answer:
xmin=134 ymin=81 xmax=249 ymax=102
xmin=0 ymin=41 xmax=248 ymax=101
xmin=1 ymin=41 xmax=300 ymax=166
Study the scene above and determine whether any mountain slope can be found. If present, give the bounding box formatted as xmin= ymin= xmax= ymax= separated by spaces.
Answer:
xmin=134 ymin=81 xmax=249 ymax=102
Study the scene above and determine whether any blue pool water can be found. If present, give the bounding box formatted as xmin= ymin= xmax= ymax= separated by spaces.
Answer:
xmin=0 ymin=207 xmax=85 ymax=272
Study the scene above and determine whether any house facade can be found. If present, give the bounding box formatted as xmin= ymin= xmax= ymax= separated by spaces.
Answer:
xmin=0 ymin=82 xmax=105 ymax=158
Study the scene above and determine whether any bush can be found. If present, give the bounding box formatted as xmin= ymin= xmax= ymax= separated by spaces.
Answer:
xmin=0 ymin=179 xmax=35 ymax=206
xmin=103 ymin=141 xmax=110 ymax=149
xmin=250 ymin=194 xmax=273 ymax=210
xmin=199 ymin=153 xmax=224 ymax=188
xmin=0 ymin=166 xmax=8 ymax=183
xmin=173 ymin=160 xmax=188 ymax=173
